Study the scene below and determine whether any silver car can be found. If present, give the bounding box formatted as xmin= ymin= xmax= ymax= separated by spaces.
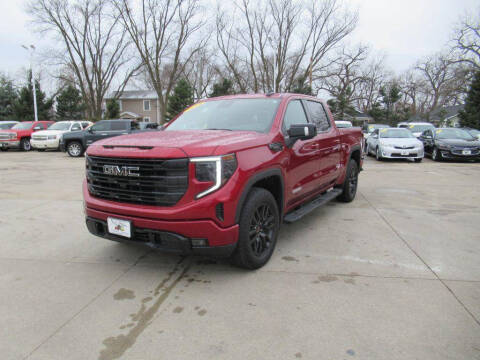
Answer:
xmin=366 ymin=128 xmax=424 ymax=162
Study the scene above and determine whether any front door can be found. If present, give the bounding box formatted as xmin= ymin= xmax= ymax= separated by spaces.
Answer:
xmin=85 ymin=121 xmax=112 ymax=146
xmin=282 ymin=99 xmax=323 ymax=206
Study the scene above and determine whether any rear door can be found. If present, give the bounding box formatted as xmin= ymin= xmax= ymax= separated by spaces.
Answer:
xmin=282 ymin=99 xmax=323 ymax=205
xmin=304 ymin=100 xmax=342 ymax=188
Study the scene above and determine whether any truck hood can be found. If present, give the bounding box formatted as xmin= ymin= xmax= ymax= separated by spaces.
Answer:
xmin=87 ymin=130 xmax=271 ymax=158
xmin=33 ymin=129 xmax=68 ymax=136
xmin=0 ymin=129 xmax=30 ymax=136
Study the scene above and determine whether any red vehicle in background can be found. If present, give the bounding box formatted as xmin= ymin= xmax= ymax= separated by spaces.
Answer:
xmin=83 ymin=94 xmax=363 ymax=269
xmin=0 ymin=121 xmax=54 ymax=151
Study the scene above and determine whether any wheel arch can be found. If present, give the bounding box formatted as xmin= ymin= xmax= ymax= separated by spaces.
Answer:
xmin=235 ymin=168 xmax=284 ymax=223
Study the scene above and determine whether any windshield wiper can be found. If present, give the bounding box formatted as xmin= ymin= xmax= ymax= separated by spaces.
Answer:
xmin=205 ymin=128 xmax=233 ymax=131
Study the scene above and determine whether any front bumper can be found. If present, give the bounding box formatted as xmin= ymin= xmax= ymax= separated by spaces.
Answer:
xmin=30 ymin=139 xmax=60 ymax=149
xmin=85 ymin=208 xmax=238 ymax=257
xmin=0 ymin=140 xmax=20 ymax=149
xmin=380 ymin=146 xmax=424 ymax=159
xmin=438 ymin=148 xmax=480 ymax=160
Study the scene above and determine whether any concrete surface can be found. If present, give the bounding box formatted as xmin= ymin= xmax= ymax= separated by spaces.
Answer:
xmin=0 ymin=151 xmax=479 ymax=360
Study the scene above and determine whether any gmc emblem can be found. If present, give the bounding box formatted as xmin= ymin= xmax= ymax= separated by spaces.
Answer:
xmin=103 ymin=165 xmax=140 ymax=177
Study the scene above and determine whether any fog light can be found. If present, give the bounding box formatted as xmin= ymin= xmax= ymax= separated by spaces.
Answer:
xmin=191 ymin=238 xmax=208 ymax=247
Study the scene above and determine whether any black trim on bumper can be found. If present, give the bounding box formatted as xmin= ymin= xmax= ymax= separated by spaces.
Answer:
xmin=85 ymin=217 xmax=236 ymax=258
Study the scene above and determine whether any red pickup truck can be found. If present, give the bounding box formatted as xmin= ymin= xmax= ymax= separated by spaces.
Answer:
xmin=84 ymin=94 xmax=363 ymax=269
xmin=0 ymin=121 xmax=54 ymax=151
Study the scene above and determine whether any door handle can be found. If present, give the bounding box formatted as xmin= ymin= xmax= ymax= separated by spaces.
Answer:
xmin=101 ymin=133 xmax=108 ymax=135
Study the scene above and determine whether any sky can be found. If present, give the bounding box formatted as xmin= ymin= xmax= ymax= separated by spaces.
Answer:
xmin=0 ymin=0 xmax=478 ymax=92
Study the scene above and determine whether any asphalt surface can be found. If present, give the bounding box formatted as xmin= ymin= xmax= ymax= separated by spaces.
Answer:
xmin=1 ymin=151 xmax=479 ymax=360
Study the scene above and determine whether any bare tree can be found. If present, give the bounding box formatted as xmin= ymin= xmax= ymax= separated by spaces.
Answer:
xmin=215 ymin=0 xmax=357 ymax=94
xmin=181 ymin=48 xmax=220 ymax=100
xmin=354 ymin=54 xmax=389 ymax=113
xmin=27 ymin=0 xmax=138 ymax=119
xmin=115 ymin=0 xmax=205 ymax=123
xmin=451 ymin=10 xmax=480 ymax=70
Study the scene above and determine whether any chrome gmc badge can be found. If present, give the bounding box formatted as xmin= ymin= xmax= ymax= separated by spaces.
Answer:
xmin=103 ymin=165 xmax=140 ymax=177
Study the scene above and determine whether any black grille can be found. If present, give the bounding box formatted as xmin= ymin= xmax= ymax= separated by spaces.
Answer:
xmin=394 ymin=146 xmax=414 ymax=149
xmin=86 ymin=156 xmax=189 ymax=206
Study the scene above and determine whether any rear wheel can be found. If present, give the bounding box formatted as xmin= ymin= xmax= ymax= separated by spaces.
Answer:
xmin=20 ymin=138 xmax=31 ymax=151
xmin=432 ymin=147 xmax=442 ymax=161
xmin=231 ymin=188 xmax=280 ymax=270
xmin=67 ymin=141 xmax=84 ymax=157
xmin=337 ymin=159 xmax=359 ymax=203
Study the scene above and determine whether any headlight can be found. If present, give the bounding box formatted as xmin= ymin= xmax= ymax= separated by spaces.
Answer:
xmin=191 ymin=154 xmax=237 ymax=199
xmin=437 ymin=143 xmax=451 ymax=150
xmin=47 ymin=135 xmax=57 ymax=140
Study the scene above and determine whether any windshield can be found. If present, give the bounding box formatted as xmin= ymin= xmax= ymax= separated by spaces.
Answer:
xmin=336 ymin=122 xmax=352 ymax=128
xmin=379 ymin=129 xmax=415 ymax=138
xmin=367 ymin=124 xmax=389 ymax=133
xmin=435 ymin=129 xmax=476 ymax=140
xmin=409 ymin=124 xmax=434 ymax=133
xmin=467 ymin=129 xmax=480 ymax=136
xmin=12 ymin=122 xmax=33 ymax=130
xmin=166 ymin=98 xmax=281 ymax=133
xmin=0 ymin=123 xmax=16 ymax=129
xmin=48 ymin=122 xmax=71 ymax=131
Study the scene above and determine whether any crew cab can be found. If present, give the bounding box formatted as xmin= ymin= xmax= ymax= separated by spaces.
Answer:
xmin=31 ymin=120 xmax=92 ymax=151
xmin=83 ymin=94 xmax=363 ymax=269
xmin=0 ymin=121 xmax=54 ymax=151
xmin=61 ymin=119 xmax=145 ymax=157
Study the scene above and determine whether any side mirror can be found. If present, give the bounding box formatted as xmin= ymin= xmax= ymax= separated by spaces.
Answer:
xmin=87 ymin=127 xmax=94 ymax=133
xmin=287 ymin=124 xmax=317 ymax=146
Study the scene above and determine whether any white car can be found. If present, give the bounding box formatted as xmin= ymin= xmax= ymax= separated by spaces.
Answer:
xmin=399 ymin=122 xmax=435 ymax=137
xmin=365 ymin=127 xmax=424 ymax=162
xmin=30 ymin=121 xmax=92 ymax=151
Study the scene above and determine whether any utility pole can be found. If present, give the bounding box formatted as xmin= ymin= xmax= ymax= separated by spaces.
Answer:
xmin=22 ymin=45 xmax=38 ymax=122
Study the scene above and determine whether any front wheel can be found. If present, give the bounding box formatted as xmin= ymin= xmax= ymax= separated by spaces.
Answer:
xmin=337 ymin=159 xmax=359 ymax=203
xmin=231 ymin=188 xmax=280 ymax=270
xmin=21 ymin=138 xmax=31 ymax=151
xmin=376 ymin=147 xmax=382 ymax=161
xmin=365 ymin=143 xmax=371 ymax=156
xmin=67 ymin=141 xmax=84 ymax=157
xmin=432 ymin=147 xmax=442 ymax=161
xmin=414 ymin=158 xmax=422 ymax=163
xmin=37 ymin=149 xmax=46 ymax=152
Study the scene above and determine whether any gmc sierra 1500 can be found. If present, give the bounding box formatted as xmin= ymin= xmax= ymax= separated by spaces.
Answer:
xmin=83 ymin=93 xmax=363 ymax=269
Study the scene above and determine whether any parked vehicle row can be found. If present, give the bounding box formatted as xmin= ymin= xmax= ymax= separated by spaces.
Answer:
xmin=0 ymin=119 xmax=159 ymax=155
xmin=365 ymin=128 xmax=424 ymax=162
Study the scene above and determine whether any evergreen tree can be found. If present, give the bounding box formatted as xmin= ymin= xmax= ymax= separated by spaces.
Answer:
xmin=56 ymin=85 xmax=85 ymax=120
xmin=166 ymin=79 xmax=193 ymax=121
xmin=13 ymin=71 xmax=53 ymax=121
xmin=105 ymin=99 xmax=120 ymax=119
xmin=0 ymin=75 xmax=18 ymax=120
xmin=327 ymin=87 xmax=356 ymax=119
xmin=459 ymin=71 xmax=480 ymax=129
xmin=291 ymin=76 xmax=312 ymax=95
xmin=380 ymin=83 xmax=401 ymax=125
xmin=209 ymin=78 xmax=234 ymax=97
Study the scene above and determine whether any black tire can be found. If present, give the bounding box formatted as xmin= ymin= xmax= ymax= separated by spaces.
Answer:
xmin=231 ymin=188 xmax=280 ymax=270
xmin=21 ymin=138 xmax=31 ymax=151
xmin=337 ymin=159 xmax=359 ymax=203
xmin=67 ymin=141 xmax=84 ymax=157
xmin=37 ymin=149 xmax=46 ymax=152
xmin=432 ymin=147 xmax=442 ymax=161
xmin=414 ymin=158 xmax=422 ymax=163
xmin=365 ymin=143 xmax=371 ymax=156
xmin=0 ymin=148 xmax=7 ymax=151
xmin=375 ymin=147 xmax=382 ymax=161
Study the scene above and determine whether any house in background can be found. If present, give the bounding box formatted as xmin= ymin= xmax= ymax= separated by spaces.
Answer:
xmin=104 ymin=90 xmax=160 ymax=123
xmin=407 ymin=104 xmax=464 ymax=127
xmin=340 ymin=110 xmax=374 ymax=127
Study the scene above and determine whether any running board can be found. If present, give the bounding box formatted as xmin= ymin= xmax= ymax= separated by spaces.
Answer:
xmin=283 ymin=188 xmax=343 ymax=223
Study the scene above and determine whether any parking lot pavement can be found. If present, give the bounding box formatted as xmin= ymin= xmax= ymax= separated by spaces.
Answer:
xmin=1 ymin=151 xmax=479 ymax=360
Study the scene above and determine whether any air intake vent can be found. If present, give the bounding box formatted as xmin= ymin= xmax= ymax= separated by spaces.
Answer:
xmin=216 ymin=203 xmax=224 ymax=221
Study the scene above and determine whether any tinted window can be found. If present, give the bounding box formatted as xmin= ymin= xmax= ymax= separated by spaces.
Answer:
xmin=130 ymin=122 xmax=140 ymax=130
xmin=91 ymin=121 xmax=110 ymax=131
xmin=306 ymin=101 xmax=330 ymax=131
xmin=71 ymin=123 xmax=81 ymax=131
xmin=283 ymin=100 xmax=308 ymax=131
xmin=81 ymin=122 xmax=90 ymax=129
xmin=111 ymin=121 xmax=128 ymax=131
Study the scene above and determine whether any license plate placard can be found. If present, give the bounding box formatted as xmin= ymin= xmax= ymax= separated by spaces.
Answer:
xmin=107 ymin=217 xmax=131 ymax=238
xmin=462 ymin=150 xmax=471 ymax=155
xmin=401 ymin=150 xmax=409 ymax=156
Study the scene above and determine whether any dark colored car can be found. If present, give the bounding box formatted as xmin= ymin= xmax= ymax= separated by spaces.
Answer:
xmin=83 ymin=93 xmax=363 ymax=269
xmin=0 ymin=121 xmax=55 ymax=151
xmin=419 ymin=128 xmax=480 ymax=161
xmin=60 ymin=119 xmax=148 ymax=157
